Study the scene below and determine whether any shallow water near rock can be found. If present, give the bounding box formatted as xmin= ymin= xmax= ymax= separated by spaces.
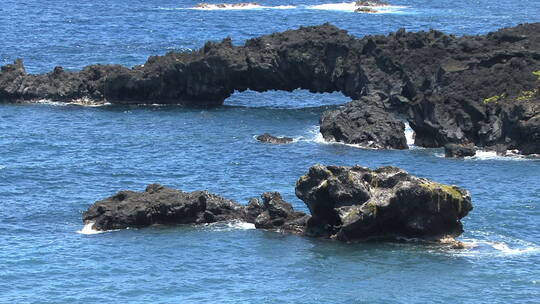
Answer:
xmin=1 ymin=0 xmax=540 ymax=303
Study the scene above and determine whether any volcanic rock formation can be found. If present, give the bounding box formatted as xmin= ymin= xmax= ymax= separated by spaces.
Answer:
xmin=320 ymin=95 xmax=408 ymax=149
xmin=2 ymin=23 xmax=540 ymax=153
xmin=83 ymin=165 xmax=473 ymax=243
xmin=82 ymin=184 xmax=306 ymax=234
xmin=444 ymin=143 xmax=476 ymax=158
xmin=256 ymin=133 xmax=294 ymax=144
xmin=295 ymin=164 xmax=472 ymax=241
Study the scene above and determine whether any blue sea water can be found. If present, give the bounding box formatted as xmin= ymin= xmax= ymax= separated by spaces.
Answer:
xmin=1 ymin=1 xmax=540 ymax=303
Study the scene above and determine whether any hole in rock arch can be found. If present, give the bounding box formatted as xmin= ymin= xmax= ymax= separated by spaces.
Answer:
xmin=224 ymin=89 xmax=350 ymax=109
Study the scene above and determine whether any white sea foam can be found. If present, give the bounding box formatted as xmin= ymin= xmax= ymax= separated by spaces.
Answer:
xmin=0 ymin=165 xmax=5 ymax=170
xmin=457 ymin=238 xmax=540 ymax=257
xmin=77 ymin=222 xmax=104 ymax=235
xmin=300 ymin=125 xmax=408 ymax=150
xmin=307 ymin=2 xmax=407 ymax=13
xmin=404 ymin=121 xmax=416 ymax=148
xmin=29 ymin=99 xmax=111 ymax=107
xmin=205 ymin=220 xmax=256 ymax=231
xmin=434 ymin=149 xmax=538 ymax=161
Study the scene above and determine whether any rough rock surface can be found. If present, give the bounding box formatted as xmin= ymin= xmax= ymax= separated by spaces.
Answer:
xmin=83 ymin=165 xmax=473 ymax=243
xmin=444 ymin=143 xmax=476 ymax=158
xmin=3 ymin=23 xmax=539 ymax=153
xmin=295 ymin=164 xmax=473 ymax=241
xmin=250 ymin=192 xmax=309 ymax=233
xmin=83 ymin=184 xmax=245 ymax=231
xmin=320 ymin=96 xmax=408 ymax=149
xmin=256 ymin=133 xmax=293 ymax=144
xmin=83 ymin=184 xmax=307 ymax=233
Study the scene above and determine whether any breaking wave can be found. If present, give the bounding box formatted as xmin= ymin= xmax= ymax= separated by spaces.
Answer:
xmin=77 ymin=222 xmax=104 ymax=235
xmin=203 ymin=221 xmax=256 ymax=231
xmin=455 ymin=238 xmax=540 ymax=257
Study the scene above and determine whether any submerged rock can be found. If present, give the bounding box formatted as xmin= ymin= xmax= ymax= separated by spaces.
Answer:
xmin=444 ymin=143 xmax=476 ymax=158
xmin=295 ymin=164 xmax=473 ymax=241
xmin=354 ymin=7 xmax=378 ymax=13
xmin=256 ymin=133 xmax=293 ymax=144
xmin=320 ymin=97 xmax=408 ymax=149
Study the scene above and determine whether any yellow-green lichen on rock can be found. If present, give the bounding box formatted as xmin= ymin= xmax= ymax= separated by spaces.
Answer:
xmin=533 ymin=70 xmax=540 ymax=80
xmin=483 ymin=93 xmax=506 ymax=104
xmin=420 ymin=181 xmax=464 ymax=202
xmin=516 ymin=89 xmax=539 ymax=101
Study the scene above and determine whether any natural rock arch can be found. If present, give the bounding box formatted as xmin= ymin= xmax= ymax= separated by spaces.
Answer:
xmin=1 ymin=23 xmax=539 ymax=152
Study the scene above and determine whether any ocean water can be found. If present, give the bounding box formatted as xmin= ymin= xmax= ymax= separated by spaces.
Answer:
xmin=1 ymin=1 xmax=539 ymax=303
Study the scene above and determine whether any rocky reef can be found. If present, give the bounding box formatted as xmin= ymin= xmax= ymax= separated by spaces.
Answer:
xmin=256 ymin=133 xmax=293 ymax=144
xmin=83 ymin=165 xmax=472 ymax=244
xmin=2 ymin=23 xmax=539 ymax=153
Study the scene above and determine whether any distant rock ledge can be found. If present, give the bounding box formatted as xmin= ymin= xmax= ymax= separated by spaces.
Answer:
xmin=83 ymin=164 xmax=472 ymax=245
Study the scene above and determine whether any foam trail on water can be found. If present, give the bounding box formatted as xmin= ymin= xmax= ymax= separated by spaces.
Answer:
xmin=307 ymin=2 xmax=407 ymax=13
xmin=435 ymin=149 xmax=538 ymax=161
xmin=0 ymin=165 xmax=5 ymax=170
xmin=77 ymin=222 xmax=104 ymax=235
xmin=456 ymin=238 xmax=540 ymax=257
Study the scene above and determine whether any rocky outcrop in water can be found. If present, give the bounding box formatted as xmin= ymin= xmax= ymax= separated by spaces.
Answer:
xmin=249 ymin=192 xmax=309 ymax=233
xmin=355 ymin=0 xmax=389 ymax=6
xmin=83 ymin=165 xmax=473 ymax=243
xmin=83 ymin=184 xmax=307 ymax=234
xmin=3 ymin=23 xmax=540 ymax=153
xmin=83 ymin=184 xmax=245 ymax=231
xmin=444 ymin=143 xmax=476 ymax=158
xmin=320 ymin=96 xmax=408 ymax=149
xmin=295 ymin=164 xmax=472 ymax=241
xmin=256 ymin=133 xmax=293 ymax=144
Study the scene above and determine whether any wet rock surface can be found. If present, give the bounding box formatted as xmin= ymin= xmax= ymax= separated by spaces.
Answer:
xmin=84 ymin=165 xmax=473 ymax=243
xmin=3 ymin=23 xmax=539 ymax=153
xmin=320 ymin=96 xmax=408 ymax=149
xmin=251 ymin=192 xmax=309 ymax=233
xmin=295 ymin=164 xmax=473 ymax=241
xmin=82 ymin=184 xmax=246 ymax=231
xmin=444 ymin=143 xmax=476 ymax=158
xmin=256 ymin=133 xmax=293 ymax=144
xmin=83 ymin=184 xmax=307 ymax=234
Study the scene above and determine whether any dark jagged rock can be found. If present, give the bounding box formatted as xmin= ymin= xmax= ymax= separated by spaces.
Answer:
xmin=355 ymin=7 xmax=378 ymax=13
xmin=82 ymin=184 xmax=245 ymax=231
xmin=295 ymin=164 xmax=473 ymax=241
xmin=83 ymin=184 xmax=307 ymax=234
xmin=256 ymin=133 xmax=293 ymax=144
xmin=252 ymin=192 xmax=309 ymax=233
xmin=444 ymin=143 xmax=476 ymax=158
xmin=83 ymin=166 xmax=473 ymax=244
xmin=2 ymin=23 xmax=540 ymax=153
xmin=320 ymin=96 xmax=408 ymax=149
xmin=355 ymin=0 xmax=389 ymax=6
